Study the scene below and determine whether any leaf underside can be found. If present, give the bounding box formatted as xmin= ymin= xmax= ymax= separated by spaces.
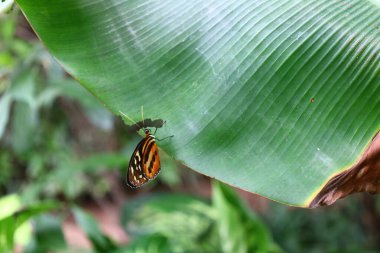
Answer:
xmin=17 ymin=0 xmax=380 ymax=207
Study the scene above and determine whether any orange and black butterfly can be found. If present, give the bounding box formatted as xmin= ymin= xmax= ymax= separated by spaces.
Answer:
xmin=119 ymin=109 xmax=173 ymax=188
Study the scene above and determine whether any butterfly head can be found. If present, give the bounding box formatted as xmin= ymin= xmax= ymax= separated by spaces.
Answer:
xmin=144 ymin=128 xmax=151 ymax=137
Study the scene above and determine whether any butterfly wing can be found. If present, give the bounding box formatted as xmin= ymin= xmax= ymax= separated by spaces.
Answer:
xmin=127 ymin=138 xmax=150 ymax=188
xmin=141 ymin=136 xmax=161 ymax=179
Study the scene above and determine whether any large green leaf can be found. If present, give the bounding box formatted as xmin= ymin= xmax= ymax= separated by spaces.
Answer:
xmin=17 ymin=0 xmax=380 ymax=206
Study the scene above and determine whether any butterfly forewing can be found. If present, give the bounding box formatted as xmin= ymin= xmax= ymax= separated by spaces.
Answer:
xmin=127 ymin=138 xmax=150 ymax=187
xmin=127 ymin=135 xmax=161 ymax=187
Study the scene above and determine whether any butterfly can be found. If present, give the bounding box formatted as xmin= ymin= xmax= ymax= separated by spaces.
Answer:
xmin=119 ymin=108 xmax=173 ymax=188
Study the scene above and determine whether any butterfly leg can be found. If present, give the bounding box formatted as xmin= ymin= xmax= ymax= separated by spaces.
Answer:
xmin=155 ymin=135 xmax=174 ymax=141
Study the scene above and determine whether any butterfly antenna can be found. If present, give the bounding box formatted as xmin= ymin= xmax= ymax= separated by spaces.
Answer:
xmin=141 ymin=105 xmax=145 ymax=130
xmin=119 ymin=110 xmax=142 ymax=129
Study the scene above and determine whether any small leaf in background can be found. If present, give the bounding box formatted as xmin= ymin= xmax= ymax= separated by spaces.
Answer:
xmin=35 ymin=87 xmax=60 ymax=109
xmin=0 ymin=13 xmax=16 ymax=43
xmin=0 ymin=195 xmax=57 ymax=253
xmin=0 ymin=52 xmax=14 ymax=69
xmin=114 ymin=235 xmax=170 ymax=253
xmin=10 ymin=102 xmax=37 ymax=154
xmin=9 ymin=68 xmax=36 ymax=107
xmin=0 ymin=0 xmax=14 ymax=14
xmin=0 ymin=93 xmax=12 ymax=139
xmin=73 ymin=207 xmax=117 ymax=253
xmin=121 ymin=194 xmax=220 ymax=253
xmin=11 ymin=39 xmax=33 ymax=59
xmin=6 ymin=69 xmax=39 ymax=153
xmin=46 ymin=153 xmax=88 ymax=200
xmin=0 ymin=151 xmax=12 ymax=188
xmin=0 ymin=194 xmax=20 ymax=220
xmin=213 ymin=182 xmax=284 ymax=253
xmin=0 ymin=194 xmax=26 ymax=253
xmin=24 ymin=214 xmax=67 ymax=253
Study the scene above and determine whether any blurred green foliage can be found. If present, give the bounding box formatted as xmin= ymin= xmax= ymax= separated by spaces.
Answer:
xmin=24 ymin=214 xmax=67 ymax=253
xmin=0 ymin=0 xmax=14 ymax=14
xmin=75 ymin=182 xmax=284 ymax=253
xmin=0 ymin=6 xmax=379 ymax=253
xmin=212 ymin=182 xmax=283 ymax=253
xmin=0 ymin=194 xmax=57 ymax=253
xmin=121 ymin=194 xmax=220 ymax=252
xmin=267 ymin=198 xmax=380 ymax=253
xmin=73 ymin=207 xmax=118 ymax=253
xmin=0 ymin=9 xmax=126 ymax=202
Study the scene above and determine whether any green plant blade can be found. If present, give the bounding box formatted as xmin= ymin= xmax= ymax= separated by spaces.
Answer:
xmin=0 ymin=194 xmax=57 ymax=253
xmin=121 ymin=194 xmax=219 ymax=253
xmin=113 ymin=235 xmax=170 ymax=253
xmin=72 ymin=207 xmax=117 ymax=253
xmin=212 ymin=181 xmax=284 ymax=253
xmin=24 ymin=214 xmax=67 ymax=253
xmin=0 ymin=0 xmax=14 ymax=14
xmin=16 ymin=0 xmax=380 ymax=206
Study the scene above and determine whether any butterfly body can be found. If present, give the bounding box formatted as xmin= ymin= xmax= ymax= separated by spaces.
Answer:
xmin=127 ymin=129 xmax=161 ymax=188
